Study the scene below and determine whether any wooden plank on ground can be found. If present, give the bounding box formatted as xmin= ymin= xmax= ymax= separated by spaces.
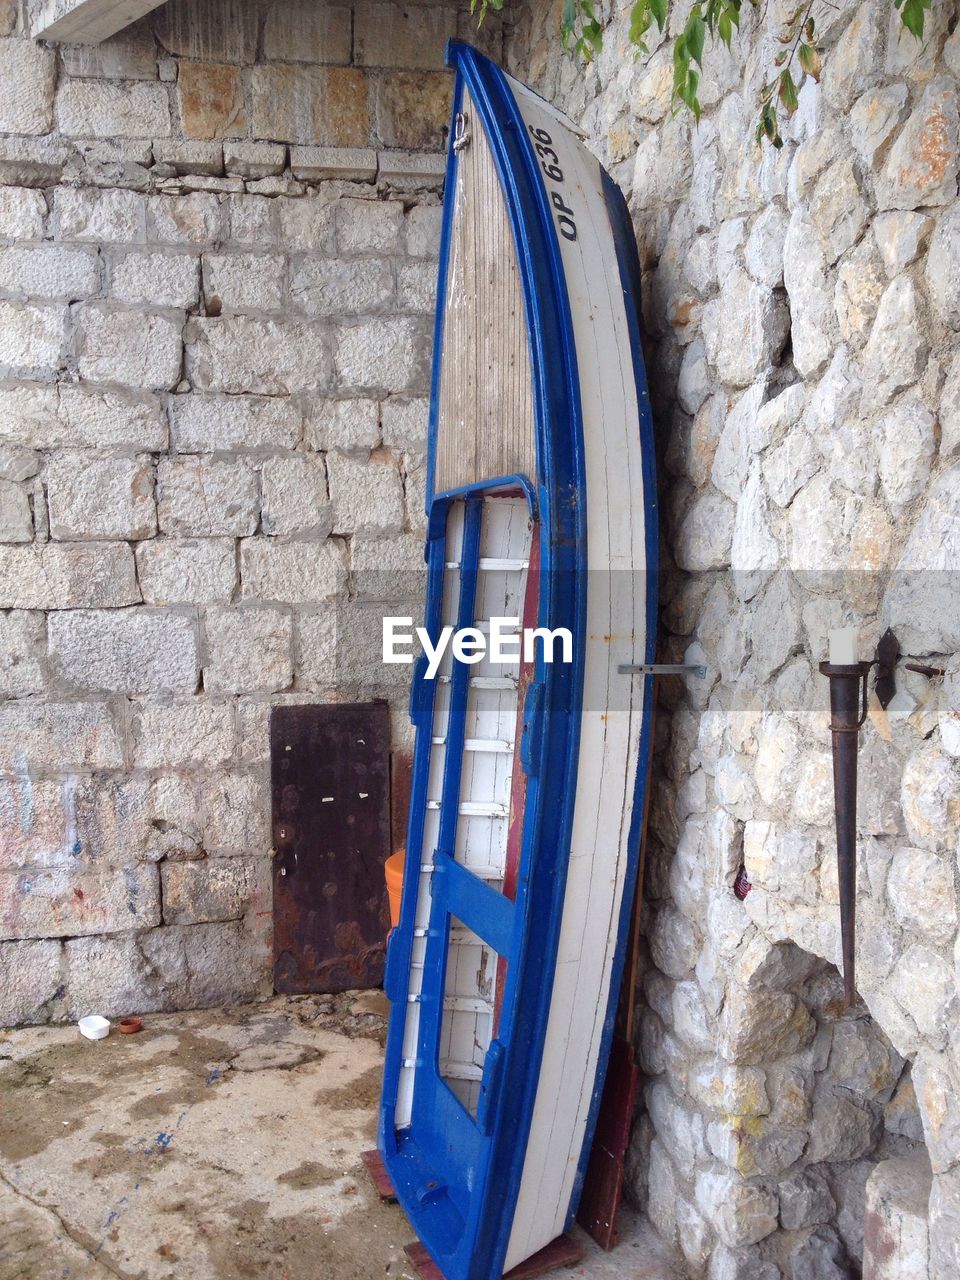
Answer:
xmin=361 ymin=1148 xmax=397 ymax=1203
xmin=574 ymin=1037 xmax=639 ymax=1249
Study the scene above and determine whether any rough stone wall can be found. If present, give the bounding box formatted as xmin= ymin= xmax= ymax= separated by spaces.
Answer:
xmin=0 ymin=0 xmax=495 ymax=1025
xmin=505 ymin=1 xmax=960 ymax=1277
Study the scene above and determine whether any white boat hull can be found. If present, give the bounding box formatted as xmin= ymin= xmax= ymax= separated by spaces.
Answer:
xmin=502 ymin=76 xmax=653 ymax=1271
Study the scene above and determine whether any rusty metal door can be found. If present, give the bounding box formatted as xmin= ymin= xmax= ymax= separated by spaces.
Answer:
xmin=271 ymin=702 xmax=391 ymax=994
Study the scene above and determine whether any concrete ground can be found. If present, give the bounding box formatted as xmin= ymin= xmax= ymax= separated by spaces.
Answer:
xmin=0 ymin=995 xmax=684 ymax=1280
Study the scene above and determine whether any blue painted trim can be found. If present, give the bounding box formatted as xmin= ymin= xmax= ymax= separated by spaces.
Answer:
xmin=564 ymin=169 xmax=660 ymax=1224
xmin=432 ymin=473 xmax=538 ymax=520
xmin=434 ymin=852 xmax=516 ymax=957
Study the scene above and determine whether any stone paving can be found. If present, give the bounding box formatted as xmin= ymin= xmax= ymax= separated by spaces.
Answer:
xmin=0 ymin=994 xmax=684 ymax=1280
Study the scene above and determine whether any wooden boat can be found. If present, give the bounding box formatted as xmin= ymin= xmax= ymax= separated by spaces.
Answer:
xmin=378 ymin=41 xmax=658 ymax=1280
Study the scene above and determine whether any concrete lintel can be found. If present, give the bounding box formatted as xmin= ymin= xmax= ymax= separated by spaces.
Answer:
xmin=29 ymin=0 xmax=168 ymax=44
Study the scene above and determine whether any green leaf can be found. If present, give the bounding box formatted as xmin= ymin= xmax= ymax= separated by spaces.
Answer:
xmin=670 ymin=29 xmax=703 ymax=123
xmin=718 ymin=10 xmax=732 ymax=45
xmin=558 ymin=0 xmax=607 ymax=60
xmin=687 ymin=70 xmax=702 ymax=121
xmin=584 ymin=17 xmax=604 ymax=52
xmin=778 ymin=69 xmax=797 ymax=114
xmin=629 ymin=0 xmax=651 ymax=44
xmin=899 ymin=0 xmax=930 ymax=40
xmin=798 ymin=40 xmax=822 ymax=79
xmin=650 ymin=0 xmax=668 ymax=30
xmin=757 ymin=101 xmax=783 ymax=148
xmin=778 ymin=67 xmax=798 ymax=114
xmin=686 ymin=8 xmax=706 ymax=66
xmin=562 ymin=0 xmax=577 ymax=40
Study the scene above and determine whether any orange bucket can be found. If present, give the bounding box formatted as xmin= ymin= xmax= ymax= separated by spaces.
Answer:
xmin=385 ymin=849 xmax=405 ymax=930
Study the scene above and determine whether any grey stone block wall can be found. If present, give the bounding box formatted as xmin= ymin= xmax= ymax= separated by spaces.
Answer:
xmin=0 ymin=0 xmax=501 ymax=1026
xmin=506 ymin=1 xmax=959 ymax=1277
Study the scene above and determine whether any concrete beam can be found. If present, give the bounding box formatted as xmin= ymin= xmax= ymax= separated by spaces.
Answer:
xmin=29 ymin=0 xmax=168 ymax=44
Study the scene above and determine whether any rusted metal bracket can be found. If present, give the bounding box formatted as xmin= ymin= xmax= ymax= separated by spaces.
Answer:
xmin=618 ymin=663 xmax=706 ymax=677
xmin=904 ymin=661 xmax=947 ymax=679
xmin=819 ymin=659 xmax=872 ymax=1006
xmin=874 ymin=628 xmax=900 ymax=709
xmin=872 ymin=628 xmax=949 ymax=700
xmin=453 ymin=111 xmax=472 ymax=152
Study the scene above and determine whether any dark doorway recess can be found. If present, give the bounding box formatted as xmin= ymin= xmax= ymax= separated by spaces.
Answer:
xmin=272 ymin=702 xmax=392 ymax=994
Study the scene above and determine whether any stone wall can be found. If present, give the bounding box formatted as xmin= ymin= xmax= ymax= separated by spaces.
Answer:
xmin=505 ymin=1 xmax=959 ymax=1276
xmin=0 ymin=0 xmax=494 ymax=1024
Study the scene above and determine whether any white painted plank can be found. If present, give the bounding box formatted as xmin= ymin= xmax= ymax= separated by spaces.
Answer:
xmin=425 ymin=800 xmax=508 ymax=817
xmin=445 ymin=558 xmax=530 ymax=571
xmin=436 ymin=675 xmax=517 ymax=690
